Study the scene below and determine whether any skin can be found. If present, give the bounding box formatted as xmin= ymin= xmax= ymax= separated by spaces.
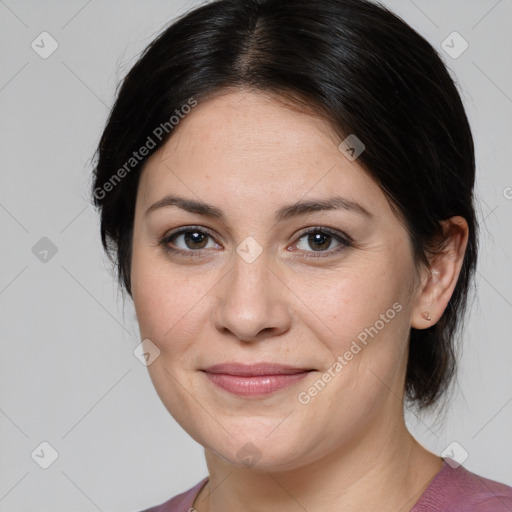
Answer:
xmin=130 ymin=88 xmax=469 ymax=512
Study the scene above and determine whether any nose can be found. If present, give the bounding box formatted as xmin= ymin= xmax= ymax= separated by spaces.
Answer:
xmin=213 ymin=249 xmax=293 ymax=343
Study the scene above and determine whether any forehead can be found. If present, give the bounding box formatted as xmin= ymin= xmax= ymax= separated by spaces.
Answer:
xmin=137 ymin=89 xmax=387 ymax=217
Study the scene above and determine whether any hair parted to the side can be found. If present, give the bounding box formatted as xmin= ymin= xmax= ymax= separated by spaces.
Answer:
xmin=91 ymin=0 xmax=478 ymax=411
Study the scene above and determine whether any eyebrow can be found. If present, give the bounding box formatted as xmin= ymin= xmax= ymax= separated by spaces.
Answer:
xmin=144 ymin=194 xmax=373 ymax=221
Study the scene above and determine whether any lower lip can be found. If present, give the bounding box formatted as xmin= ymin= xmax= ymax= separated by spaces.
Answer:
xmin=204 ymin=372 xmax=311 ymax=396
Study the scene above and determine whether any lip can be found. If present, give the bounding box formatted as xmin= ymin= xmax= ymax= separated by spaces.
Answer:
xmin=202 ymin=362 xmax=314 ymax=397
xmin=203 ymin=362 xmax=313 ymax=376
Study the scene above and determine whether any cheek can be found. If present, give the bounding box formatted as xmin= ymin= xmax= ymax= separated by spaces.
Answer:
xmin=297 ymin=262 xmax=407 ymax=343
xmin=131 ymin=243 xmax=171 ymax=334
xmin=130 ymin=250 xmax=215 ymax=358
xmin=294 ymin=257 xmax=413 ymax=407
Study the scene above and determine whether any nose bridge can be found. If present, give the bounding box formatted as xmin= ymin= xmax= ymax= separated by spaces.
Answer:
xmin=228 ymin=233 xmax=271 ymax=294
xmin=228 ymin=243 xmax=273 ymax=308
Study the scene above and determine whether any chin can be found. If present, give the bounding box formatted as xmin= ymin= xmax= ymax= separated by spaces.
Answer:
xmin=202 ymin=428 xmax=320 ymax=472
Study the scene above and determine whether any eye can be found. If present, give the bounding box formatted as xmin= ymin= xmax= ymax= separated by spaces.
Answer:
xmin=292 ymin=227 xmax=351 ymax=257
xmin=159 ymin=225 xmax=352 ymax=259
xmin=159 ymin=226 xmax=219 ymax=256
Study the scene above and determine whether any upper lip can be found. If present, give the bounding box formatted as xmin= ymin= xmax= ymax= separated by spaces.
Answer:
xmin=202 ymin=363 xmax=314 ymax=376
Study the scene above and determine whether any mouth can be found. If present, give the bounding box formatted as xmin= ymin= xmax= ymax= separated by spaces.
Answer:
xmin=201 ymin=362 xmax=315 ymax=397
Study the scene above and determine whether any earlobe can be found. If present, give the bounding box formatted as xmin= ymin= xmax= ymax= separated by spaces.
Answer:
xmin=411 ymin=216 xmax=469 ymax=329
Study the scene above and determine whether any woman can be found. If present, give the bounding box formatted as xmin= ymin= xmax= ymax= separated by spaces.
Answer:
xmin=91 ymin=0 xmax=512 ymax=510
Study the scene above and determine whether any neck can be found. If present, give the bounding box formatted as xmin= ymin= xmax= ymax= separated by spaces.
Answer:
xmin=194 ymin=415 xmax=443 ymax=512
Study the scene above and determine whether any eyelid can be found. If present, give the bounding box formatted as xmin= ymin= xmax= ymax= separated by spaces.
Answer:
xmin=159 ymin=225 xmax=352 ymax=258
xmin=294 ymin=226 xmax=353 ymax=244
xmin=159 ymin=225 xmax=220 ymax=257
xmin=290 ymin=226 xmax=352 ymax=258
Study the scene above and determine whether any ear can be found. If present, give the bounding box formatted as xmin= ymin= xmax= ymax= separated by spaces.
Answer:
xmin=411 ymin=216 xmax=469 ymax=329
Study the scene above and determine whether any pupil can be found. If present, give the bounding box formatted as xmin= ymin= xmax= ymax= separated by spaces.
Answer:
xmin=309 ymin=232 xmax=330 ymax=251
xmin=186 ymin=231 xmax=207 ymax=249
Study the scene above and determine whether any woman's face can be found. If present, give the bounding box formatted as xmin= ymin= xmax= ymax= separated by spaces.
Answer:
xmin=131 ymin=89 xmax=424 ymax=470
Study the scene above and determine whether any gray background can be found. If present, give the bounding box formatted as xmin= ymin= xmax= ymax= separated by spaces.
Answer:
xmin=0 ymin=0 xmax=511 ymax=510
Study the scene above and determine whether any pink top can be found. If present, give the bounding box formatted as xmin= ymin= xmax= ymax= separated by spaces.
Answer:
xmin=139 ymin=458 xmax=512 ymax=511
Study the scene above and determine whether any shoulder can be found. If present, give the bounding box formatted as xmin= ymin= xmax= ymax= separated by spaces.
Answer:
xmin=137 ymin=477 xmax=209 ymax=512
xmin=412 ymin=459 xmax=512 ymax=512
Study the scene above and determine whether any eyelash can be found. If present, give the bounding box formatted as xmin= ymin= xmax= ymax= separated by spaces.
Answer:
xmin=158 ymin=225 xmax=353 ymax=259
